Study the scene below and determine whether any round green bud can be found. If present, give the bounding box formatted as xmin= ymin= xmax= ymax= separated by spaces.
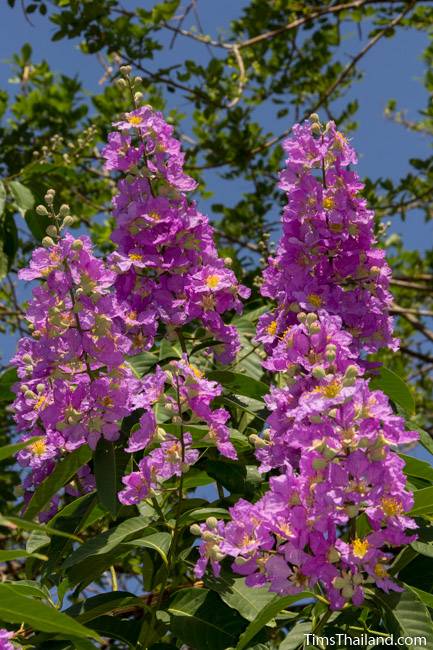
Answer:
xmin=36 ymin=204 xmax=49 ymax=216
xmin=71 ymin=239 xmax=83 ymax=250
xmin=59 ymin=204 xmax=70 ymax=217
xmin=206 ymin=517 xmax=218 ymax=530
xmin=46 ymin=225 xmax=58 ymax=238
xmin=189 ymin=524 xmax=202 ymax=536
xmin=42 ymin=236 xmax=55 ymax=248
xmin=119 ymin=64 xmax=132 ymax=76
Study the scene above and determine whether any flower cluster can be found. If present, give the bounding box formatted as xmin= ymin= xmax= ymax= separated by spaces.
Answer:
xmin=12 ymin=197 xmax=139 ymax=517
xmin=102 ymin=104 xmax=249 ymax=364
xmin=193 ymin=119 xmax=417 ymax=609
xmin=119 ymin=355 xmax=237 ymax=505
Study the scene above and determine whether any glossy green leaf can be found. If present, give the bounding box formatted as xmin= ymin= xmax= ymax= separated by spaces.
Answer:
xmin=0 ymin=436 xmax=42 ymax=462
xmin=125 ymin=531 xmax=172 ymax=564
xmin=0 ymin=367 xmax=18 ymax=403
xmin=0 ymin=583 xmax=101 ymax=640
xmin=236 ymin=592 xmax=313 ymax=650
xmin=0 ymin=549 xmax=47 ymax=561
xmin=177 ymin=507 xmax=229 ymax=529
xmin=410 ymin=486 xmax=433 ymax=516
xmin=375 ymin=589 xmax=433 ymax=648
xmin=280 ymin=621 xmax=313 ymax=649
xmin=24 ymin=445 xmax=92 ymax=520
xmin=370 ymin=366 xmax=415 ymax=415
xmin=9 ymin=180 xmax=34 ymax=216
xmin=168 ymin=588 xmax=246 ymax=650
xmin=204 ymin=571 xmax=277 ymax=622
xmin=94 ymin=440 xmax=129 ymax=517
xmin=0 ymin=515 xmax=82 ymax=543
xmin=401 ymin=453 xmax=433 ymax=483
xmin=207 ymin=370 xmax=268 ymax=401
xmin=65 ymin=591 xmax=145 ymax=623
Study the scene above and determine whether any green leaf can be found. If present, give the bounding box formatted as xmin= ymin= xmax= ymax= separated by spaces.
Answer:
xmin=177 ymin=507 xmax=229 ymax=529
xmin=63 ymin=516 xmax=155 ymax=584
xmin=0 ymin=583 xmax=101 ymax=640
xmin=167 ymin=588 xmax=246 ymax=650
xmin=0 ymin=367 xmax=18 ymax=403
xmin=26 ymin=528 xmax=51 ymax=553
xmin=1 ymin=580 xmax=51 ymax=601
xmin=375 ymin=589 xmax=433 ymax=648
xmin=94 ymin=440 xmax=128 ymax=517
xmin=405 ymin=585 xmax=433 ymax=609
xmin=0 ymin=515 xmax=82 ymax=543
xmin=236 ymin=592 xmax=313 ymax=650
xmin=24 ymin=445 xmax=92 ymax=520
xmin=65 ymin=591 xmax=145 ymax=623
xmin=207 ymin=371 xmax=268 ymax=401
xmin=280 ymin=621 xmax=313 ymax=649
xmin=204 ymin=570 xmax=277 ymax=622
xmin=125 ymin=531 xmax=172 ymax=564
xmin=9 ymin=180 xmax=34 ymax=216
xmin=0 ymin=181 xmax=6 ymax=217
xmin=369 ymin=366 xmax=415 ymax=415
xmin=0 ymin=436 xmax=42 ymax=462
xmin=410 ymin=486 xmax=433 ymax=516
xmin=0 ymin=549 xmax=47 ymax=561
xmin=401 ymin=453 xmax=433 ymax=483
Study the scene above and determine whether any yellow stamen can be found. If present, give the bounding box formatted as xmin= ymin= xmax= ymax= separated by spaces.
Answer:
xmin=267 ymin=320 xmax=277 ymax=336
xmin=35 ymin=395 xmax=47 ymax=411
xmin=323 ymin=197 xmax=335 ymax=210
xmin=128 ymin=115 xmax=143 ymax=126
xmin=206 ymin=275 xmax=220 ymax=289
xmin=101 ymin=396 xmax=114 ymax=408
xmin=129 ymin=253 xmax=143 ymax=262
xmin=374 ymin=563 xmax=388 ymax=578
xmin=308 ymin=293 xmax=323 ymax=308
xmin=352 ymin=538 xmax=369 ymax=559
xmin=148 ymin=211 xmax=161 ymax=221
xmin=30 ymin=439 xmax=46 ymax=456
xmin=381 ymin=497 xmax=403 ymax=517
xmin=315 ymin=380 xmax=341 ymax=399
xmin=190 ymin=364 xmax=204 ymax=379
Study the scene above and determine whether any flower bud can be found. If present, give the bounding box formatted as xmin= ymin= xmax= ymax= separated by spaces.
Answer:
xmin=58 ymin=204 xmax=70 ymax=217
xmin=306 ymin=312 xmax=318 ymax=325
xmin=36 ymin=204 xmax=49 ymax=216
xmin=311 ymin=123 xmax=322 ymax=136
xmin=62 ymin=215 xmax=75 ymax=228
xmin=116 ymin=78 xmax=127 ymax=89
xmin=134 ymin=91 xmax=143 ymax=103
xmin=310 ymin=113 xmax=320 ymax=123
xmin=327 ymin=547 xmax=341 ymax=563
xmin=120 ymin=64 xmax=132 ymax=76
xmin=36 ymin=383 xmax=45 ymax=394
xmin=332 ymin=576 xmax=346 ymax=590
xmin=206 ymin=517 xmax=218 ymax=530
xmin=249 ymin=433 xmax=267 ymax=448
xmin=345 ymin=504 xmax=358 ymax=518
xmin=133 ymin=76 xmax=143 ymax=85
xmin=22 ymin=354 xmax=32 ymax=364
xmin=42 ymin=236 xmax=55 ymax=248
xmin=312 ymin=366 xmax=326 ymax=379
xmin=72 ymin=239 xmax=83 ymax=250
xmin=190 ymin=524 xmax=202 ymax=536
xmin=45 ymin=225 xmax=58 ymax=238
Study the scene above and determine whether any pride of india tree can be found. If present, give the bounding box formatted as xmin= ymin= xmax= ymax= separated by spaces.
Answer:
xmin=0 ymin=76 xmax=431 ymax=649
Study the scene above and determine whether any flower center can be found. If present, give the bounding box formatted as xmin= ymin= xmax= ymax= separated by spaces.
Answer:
xmin=30 ymin=439 xmax=47 ymax=456
xmin=129 ymin=253 xmax=143 ymax=262
xmin=128 ymin=115 xmax=143 ymax=126
xmin=352 ymin=538 xmax=369 ymax=559
xmin=323 ymin=197 xmax=335 ymax=210
xmin=206 ymin=274 xmax=220 ymax=289
xmin=381 ymin=497 xmax=403 ymax=517
xmin=316 ymin=380 xmax=341 ymax=399
xmin=267 ymin=320 xmax=277 ymax=336
xmin=308 ymin=293 xmax=323 ymax=308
